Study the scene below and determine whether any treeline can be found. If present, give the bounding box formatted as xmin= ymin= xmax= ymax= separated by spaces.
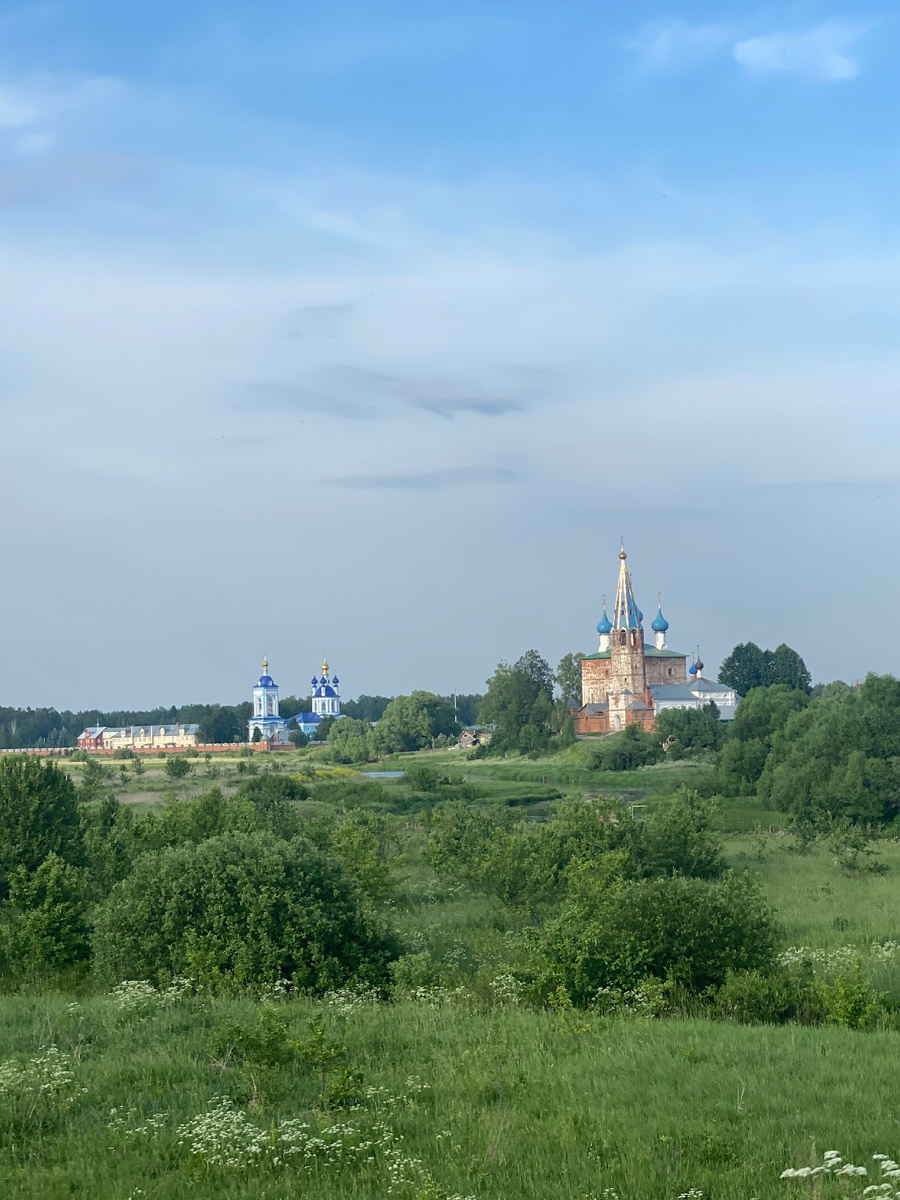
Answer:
xmin=0 ymin=693 xmax=482 ymax=748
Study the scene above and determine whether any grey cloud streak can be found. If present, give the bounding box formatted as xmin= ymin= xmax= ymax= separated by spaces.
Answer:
xmin=243 ymin=364 xmax=535 ymax=421
xmin=326 ymin=466 xmax=519 ymax=490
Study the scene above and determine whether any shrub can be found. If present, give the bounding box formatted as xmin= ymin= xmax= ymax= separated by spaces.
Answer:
xmin=533 ymin=872 xmax=776 ymax=1006
xmin=164 ymin=756 xmax=192 ymax=780
xmin=713 ymin=968 xmax=827 ymax=1025
xmin=822 ymin=960 xmax=884 ymax=1029
xmin=93 ymin=831 xmax=397 ymax=993
xmin=0 ymin=756 xmax=82 ymax=896
xmin=234 ymin=774 xmax=309 ymax=837
xmin=0 ymin=853 xmax=90 ymax=974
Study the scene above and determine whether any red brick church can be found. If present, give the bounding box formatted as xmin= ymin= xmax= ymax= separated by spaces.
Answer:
xmin=573 ymin=543 xmax=736 ymax=734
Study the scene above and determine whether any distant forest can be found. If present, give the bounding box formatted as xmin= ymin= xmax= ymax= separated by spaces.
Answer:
xmin=0 ymin=693 xmax=483 ymax=748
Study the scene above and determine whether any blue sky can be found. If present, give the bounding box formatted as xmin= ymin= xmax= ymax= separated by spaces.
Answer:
xmin=1 ymin=1 xmax=898 ymax=708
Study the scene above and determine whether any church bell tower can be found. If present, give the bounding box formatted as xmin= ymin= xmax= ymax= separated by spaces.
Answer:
xmin=608 ymin=543 xmax=648 ymax=727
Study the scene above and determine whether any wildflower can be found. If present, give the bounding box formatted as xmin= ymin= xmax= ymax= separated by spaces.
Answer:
xmin=489 ymin=974 xmax=524 ymax=1005
xmin=324 ymin=985 xmax=381 ymax=1014
xmin=176 ymin=1097 xmax=267 ymax=1169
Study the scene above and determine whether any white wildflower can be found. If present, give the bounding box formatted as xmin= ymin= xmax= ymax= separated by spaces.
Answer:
xmin=176 ymin=1097 xmax=267 ymax=1169
xmin=490 ymin=974 xmax=524 ymax=1005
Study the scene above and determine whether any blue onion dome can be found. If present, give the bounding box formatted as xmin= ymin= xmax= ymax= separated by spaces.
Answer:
xmin=332 ymin=676 xmax=339 ymax=685
xmin=652 ymin=606 xmax=669 ymax=633
xmin=689 ymin=662 xmax=698 ymax=676
xmin=311 ymin=676 xmax=319 ymax=687
xmin=596 ymin=608 xmax=613 ymax=635
xmin=636 ymin=606 xmax=644 ymax=624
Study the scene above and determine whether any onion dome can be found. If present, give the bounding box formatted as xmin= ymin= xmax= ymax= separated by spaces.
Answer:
xmin=689 ymin=662 xmax=698 ymax=676
xmin=596 ymin=606 xmax=613 ymax=636
xmin=332 ymin=676 xmax=339 ymax=686
xmin=694 ymin=656 xmax=704 ymax=672
xmin=311 ymin=676 xmax=319 ymax=687
xmin=257 ymin=656 xmax=275 ymax=687
xmin=651 ymin=605 xmax=669 ymax=634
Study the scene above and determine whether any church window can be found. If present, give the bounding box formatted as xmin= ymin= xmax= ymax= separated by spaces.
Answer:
xmin=667 ymin=667 xmax=674 ymax=676
xmin=619 ymin=631 xmax=626 ymax=646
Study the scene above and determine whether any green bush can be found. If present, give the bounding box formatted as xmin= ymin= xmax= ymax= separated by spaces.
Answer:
xmin=584 ymin=724 xmax=663 ymax=771
xmin=822 ymin=960 xmax=884 ymax=1029
xmin=92 ymin=831 xmax=397 ymax=993
xmin=111 ymin=748 xmax=134 ymax=760
xmin=0 ymin=853 xmax=90 ymax=975
xmin=0 ymin=756 xmax=83 ymax=897
xmin=163 ymin=755 xmax=192 ymax=780
xmin=533 ymin=872 xmax=776 ymax=1006
xmin=713 ymin=968 xmax=827 ymax=1025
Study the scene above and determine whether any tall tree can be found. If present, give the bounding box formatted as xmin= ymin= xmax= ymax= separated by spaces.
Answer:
xmin=479 ymin=651 xmax=555 ymax=755
xmin=718 ymin=643 xmax=771 ymax=695
xmin=770 ymin=644 xmax=812 ymax=693
xmin=555 ymin=652 xmax=586 ymax=709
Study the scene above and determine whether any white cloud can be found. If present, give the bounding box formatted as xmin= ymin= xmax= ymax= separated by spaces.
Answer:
xmin=625 ymin=18 xmax=733 ymax=74
xmin=733 ymin=20 xmax=868 ymax=82
xmin=626 ymin=16 xmax=869 ymax=84
xmin=0 ymin=73 xmax=123 ymax=157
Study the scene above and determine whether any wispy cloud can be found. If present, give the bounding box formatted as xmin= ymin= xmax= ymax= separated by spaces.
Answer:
xmin=733 ymin=20 xmax=868 ymax=82
xmin=627 ymin=16 xmax=870 ymax=83
xmin=327 ymin=466 xmax=519 ymax=490
xmin=625 ymin=19 xmax=733 ymax=75
xmin=0 ymin=72 xmax=123 ymax=158
xmin=244 ymin=365 xmax=532 ymax=421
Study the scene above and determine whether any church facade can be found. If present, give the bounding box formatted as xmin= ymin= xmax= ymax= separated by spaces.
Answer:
xmin=291 ymin=657 xmax=342 ymax=738
xmin=573 ymin=544 xmax=738 ymax=734
xmin=247 ymin=658 xmax=289 ymax=743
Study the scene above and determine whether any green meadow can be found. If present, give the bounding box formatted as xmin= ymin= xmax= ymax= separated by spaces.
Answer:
xmin=2 ymin=745 xmax=899 ymax=1199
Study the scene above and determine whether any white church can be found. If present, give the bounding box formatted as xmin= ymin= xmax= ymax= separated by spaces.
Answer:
xmin=246 ymin=655 xmax=341 ymax=744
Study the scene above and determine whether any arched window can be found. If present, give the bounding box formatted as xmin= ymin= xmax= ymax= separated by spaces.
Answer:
xmin=619 ymin=631 xmax=626 ymax=646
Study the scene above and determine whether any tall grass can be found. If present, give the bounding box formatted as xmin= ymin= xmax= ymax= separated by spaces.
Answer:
xmin=2 ymin=994 xmax=899 ymax=1199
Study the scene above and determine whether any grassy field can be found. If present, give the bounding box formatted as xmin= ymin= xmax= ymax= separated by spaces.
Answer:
xmin=3 ymin=748 xmax=899 ymax=1198
xmin=1 ymin=994 xmax=898 ymax=1200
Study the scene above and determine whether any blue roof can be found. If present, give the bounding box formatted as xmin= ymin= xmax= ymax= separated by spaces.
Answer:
xmin=314 ymin=685 xmax=338 ymax=698
xmin=596 ymin=608 xmax=613 ymax=635
xmin=256 ymin=674 xmax=276 ymax=687
xmin=651 ymin=606 xmax=669 ymax=633
xmin=296 ymin=712 xmax=322 ymax=723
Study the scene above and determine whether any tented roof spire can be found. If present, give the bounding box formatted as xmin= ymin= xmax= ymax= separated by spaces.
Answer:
xmin=613 ymin=541 xmax=643 ymax=630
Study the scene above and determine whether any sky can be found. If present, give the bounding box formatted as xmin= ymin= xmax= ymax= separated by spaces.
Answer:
xmin=1 ymin=1 xmax=898 ymax=709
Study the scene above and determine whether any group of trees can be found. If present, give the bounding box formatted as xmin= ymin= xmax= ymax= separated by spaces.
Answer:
xmin=426 ymin=790 xmax=775 ymax=1002
xmin=0 ymin=756 xmax=397 ymax=990
xmin=718 ymin=642 xmax=812 ymax=696
xmin=321 ymin=693 xmax=462 ymax=762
